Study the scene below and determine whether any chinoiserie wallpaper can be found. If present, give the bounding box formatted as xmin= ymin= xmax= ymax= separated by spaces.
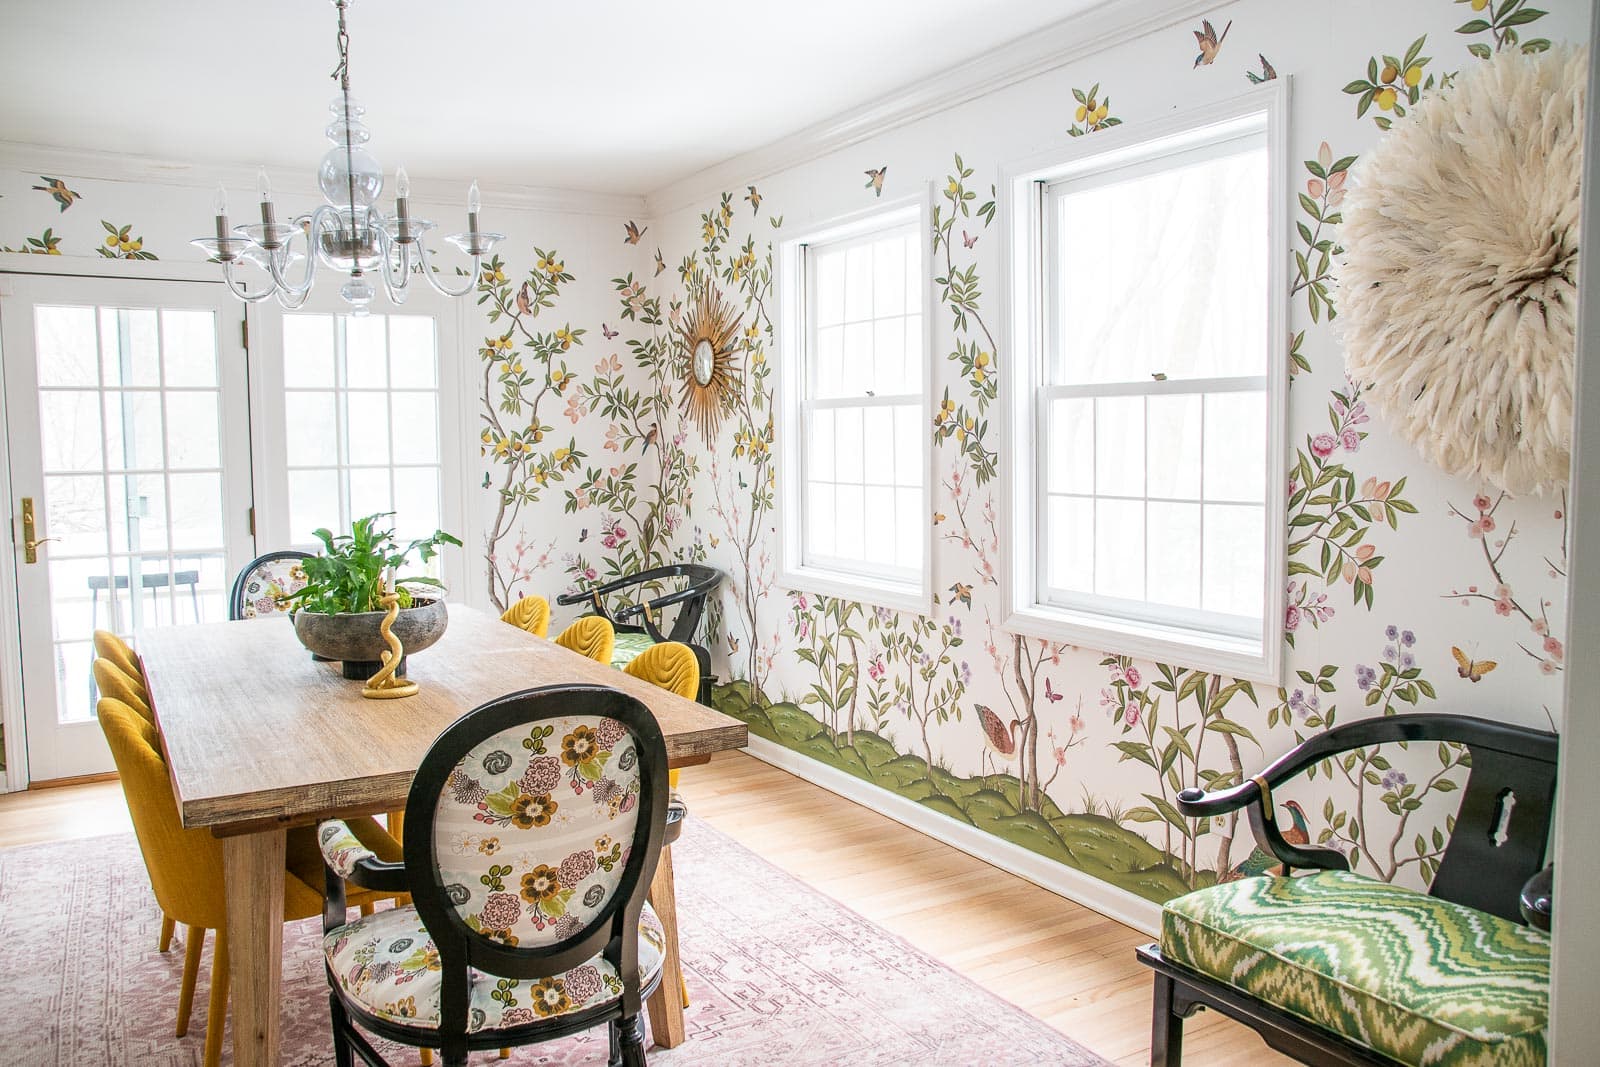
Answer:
xmin=634 ymin=0 xmax=1588 ymax=909
xmin=0 ymin=0 xmax=1588 ymax=919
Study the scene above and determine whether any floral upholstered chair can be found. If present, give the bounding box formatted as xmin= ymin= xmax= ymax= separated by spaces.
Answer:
xmin=228 ymin=550 xmax=310 ymax=620
xmin=318 ymin=684 xmax=670 ymax=1067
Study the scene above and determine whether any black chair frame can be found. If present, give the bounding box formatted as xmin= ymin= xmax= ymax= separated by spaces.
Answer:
xmin=322 ymin=684 xmax=670 ymax=1067
xmin=1138 ymin=712 xmax=1558 ymax=1067
xmin=228 ymin=549 xmax=311 ymax=621
xmin=557 ymin=564 xmax=724 ymax=704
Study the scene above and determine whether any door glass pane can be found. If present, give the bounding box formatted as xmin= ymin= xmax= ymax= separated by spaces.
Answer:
xmin=32 ymin=302 xmax=231 ymax=724
xmin=281 ymin=311 xmax=443 ymax=546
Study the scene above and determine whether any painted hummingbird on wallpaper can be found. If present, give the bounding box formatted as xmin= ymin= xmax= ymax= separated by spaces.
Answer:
xmin=745 ymin=185 xmax=763 ymax=213
xmin=654 ymin=248 xmax=666 ymax=276
xmin=32 ymin=176 xmax=81 ymax=212
xmin=865 ymin=167 xmax=887 ymax=197
xmin=624 ymin=220 xmax=648 ymax=245
xmin=1193 ymin=19 xmax=1231 ymax=68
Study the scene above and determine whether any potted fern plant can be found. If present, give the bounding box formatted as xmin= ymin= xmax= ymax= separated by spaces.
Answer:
xmin=287 ymin=513 xmax=462 ymax=679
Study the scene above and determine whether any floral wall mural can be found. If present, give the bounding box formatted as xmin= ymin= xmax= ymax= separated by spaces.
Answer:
xmin=643 ymin=0 xmax=1588 ymax=912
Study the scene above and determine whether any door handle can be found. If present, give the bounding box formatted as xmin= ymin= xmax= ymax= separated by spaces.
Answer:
xmin=20 ymin=497 xmax=55 ymax=564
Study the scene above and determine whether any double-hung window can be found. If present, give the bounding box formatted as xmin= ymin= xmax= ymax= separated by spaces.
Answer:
xmin=777 ymin=198 xmax=932 ymax=613
xmin=1004 ymin=85 xmax=1289 ymax=680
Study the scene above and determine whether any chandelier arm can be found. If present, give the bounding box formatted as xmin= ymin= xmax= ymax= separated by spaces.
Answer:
xmin=375 ymin=226 xmax=413 ymax=305
xmin=220 ymin=261 xmax=280 ymax=304
xmin=414 ymin=237 xmax=483 ymax=299
xmin=274 ymin=285 xmax=314 ymax=311
xmin=265 ymin=209 xmax=333 ymax=297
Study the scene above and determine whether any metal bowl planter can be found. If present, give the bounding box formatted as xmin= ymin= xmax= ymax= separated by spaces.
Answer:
xmin=293 ymin=596 xmax=448 ymax=680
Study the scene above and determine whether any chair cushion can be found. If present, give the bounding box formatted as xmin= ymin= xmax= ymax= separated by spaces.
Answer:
xmin=609 ymin=631 xmax=656 ymax=669
xmin=238 ymin=559 xmax=306 ymax=618
xmin=324 ymin=902 xmax=664 ymax=1032
xmin=1161 ymin=870 xmax=1549 ymax=1067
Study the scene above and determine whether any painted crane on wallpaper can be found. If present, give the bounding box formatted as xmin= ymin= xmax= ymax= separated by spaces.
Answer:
xmin=976 ymin=703 xmax=1022 ymax=777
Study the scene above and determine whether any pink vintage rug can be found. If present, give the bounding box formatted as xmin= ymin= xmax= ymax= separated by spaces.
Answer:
xmin=0 ymin=818 xmax=1108 ymax=1066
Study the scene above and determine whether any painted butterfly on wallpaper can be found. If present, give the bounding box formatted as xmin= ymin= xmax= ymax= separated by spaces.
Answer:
xmin=481 ymin=473 xmax=491 ymax=488
xmin=602 ymin=323 xmax=619 ymax=340
xmin=579 ymin=528 xmax=589 ymax=543
xmin=948 ymin=581 xmax=972 ymax=608
xmin=1044 ymin=679 xmax=1064 ymax=703
xmin=962 ymin=230 xmax=978 ymax=249
xmin=654 ymin=249 xmax=666 ymax=276
xmin=745 ymin=186 xmax=763 ymax=212
xmin=728 ymin=636 xmax=740 ymax=653
xmin=865 ymin=167 xmax=887 ymax=197
xmin=1452 ymin=646 xmax=1498 ymax=683
xmin=624 ymin=220 xmax=648 ymax=244
xmin=932 ymin=511 xmax=947 ymax=524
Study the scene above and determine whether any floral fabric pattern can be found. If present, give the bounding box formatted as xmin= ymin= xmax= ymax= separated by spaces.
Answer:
xmin=318 ymin=819 xmax=379 ymax=880
xmin=239 ymin=559 xmax=307 ymax=619
xmin=322 ymin=901 xmax=664 ymax=1031
xmin=436 ymin=715 xmax=643 ymax=948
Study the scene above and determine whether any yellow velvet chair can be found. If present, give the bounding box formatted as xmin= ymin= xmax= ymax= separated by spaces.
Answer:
xmin=499 ymin=594 xmax=550 ymax=638
xmin=94 ymin=658 xmax=152 ymax=721
xmin=99 ymin=698 xmax=403 ymax=1067
xmin=622 ymin=641 xmax=698 ymax=1010
xmin=555 ymin=614 xmax=615 ymax=664
xmin=93 ymin=628 xmax=142 ymax=680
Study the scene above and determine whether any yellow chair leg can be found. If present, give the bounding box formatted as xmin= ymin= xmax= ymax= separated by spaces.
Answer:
xmin=360 ymin=902 xmax=375 ymax=917
xmin=203 ymin=932 xmax=229 ymax=1067
xmin=159 ymin=912 xmax=176 ymax=953
xmin=499 ymin=1049 xmax=510 ymax=1059
xmin=669 ymin=768 xmax=680 ymax=789
xmin=176 ymin=926 xmax=205 ymax=1037
xmin=419 ymin=1050 xmax=433 ymax=1066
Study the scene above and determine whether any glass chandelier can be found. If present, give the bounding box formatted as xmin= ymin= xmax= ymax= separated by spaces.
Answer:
xmin=191 ymin=0 xmax=501 ymax=314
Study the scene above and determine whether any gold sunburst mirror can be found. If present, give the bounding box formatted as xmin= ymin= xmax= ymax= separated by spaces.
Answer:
xmin=678 ymin=284 xmax=743 ymax=443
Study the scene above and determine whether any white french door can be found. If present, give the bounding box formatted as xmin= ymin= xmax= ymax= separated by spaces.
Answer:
xmin=0 ymin=275 xmax=253 ymax=781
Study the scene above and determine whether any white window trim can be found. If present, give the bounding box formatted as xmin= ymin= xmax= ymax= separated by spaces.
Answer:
xmin=1000 ymin=79 xmax=1291 ymax=684
xmin=775 ymin=188 xmax=935 ymax=616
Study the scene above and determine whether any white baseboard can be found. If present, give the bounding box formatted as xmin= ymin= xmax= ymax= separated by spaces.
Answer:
xmin=742 ymin=734 xmax=1163 ymax=937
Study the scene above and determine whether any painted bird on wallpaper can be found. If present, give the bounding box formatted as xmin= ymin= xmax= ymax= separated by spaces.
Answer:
xmin=1247 ymin=53 xmax=1278 ymax=84
xmin=654 ymin=249 xmax=666 ymax=276
xmin=1193 ymin=19 xmax=1231 ymax=68
xmin=624 ymin=220 xmax=648 ymax=244
xmin=865 ymin=167 xmax=887 ymax=197
xmin=1223 ymin=800 xmax=1311 ymax=880
xmin=32 ymin=176 xmax=81 ymax=212
xmin=976 ymin=704 xmax=1021 ymax=778
xmin=745 ymin=185 xmax=763 ymax=213
xmin=515 ymin=281 xmax=534 ymax=315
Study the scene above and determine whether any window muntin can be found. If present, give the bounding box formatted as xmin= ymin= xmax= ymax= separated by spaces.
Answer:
xmin=799 ymin=220 xmax=925 ymax=584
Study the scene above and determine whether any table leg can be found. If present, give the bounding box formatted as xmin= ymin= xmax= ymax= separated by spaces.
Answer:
xmin=644 ymin=845 xmax=686 ymax=1048
xmin=223 ymin=829 xmax=286 ymax=1066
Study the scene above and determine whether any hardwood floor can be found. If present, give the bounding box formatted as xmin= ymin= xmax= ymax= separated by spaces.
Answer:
xmin=0 ymin=751 xmax=1289 ymax=1066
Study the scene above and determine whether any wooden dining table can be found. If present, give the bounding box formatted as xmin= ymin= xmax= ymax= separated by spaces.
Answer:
xmin=139 ymin=604 xmax=747 ymax=1066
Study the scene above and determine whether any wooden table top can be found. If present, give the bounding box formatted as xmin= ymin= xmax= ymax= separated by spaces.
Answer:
xmin=140 ymin=605 xmax=747 ymax=834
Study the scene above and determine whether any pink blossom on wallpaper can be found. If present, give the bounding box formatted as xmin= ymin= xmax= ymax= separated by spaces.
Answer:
xmin=564 ymin=394 xmax=585 ymax=424
xmin=867 ymin=654 xmax=886 ymax=682
xmin=595 ymin=353 xmax=622 ymax=376
xmin=1543 ymin=635 xmax=1564 ymax=661
xmin=1099 ymin=687 xmax=1118 ymax=710
xmin=1311 ymin=433 xmax=1337 ymax=459
xmin=1285 ymin=604 xmax=1303 ymax=631
xmin=1340 ymin=428 xmax=1361 ymax=452
xmin=604 ymin=424 xmax=623 ymax=451
xmin=1124 ymin=666 xmax=1141 ymax=688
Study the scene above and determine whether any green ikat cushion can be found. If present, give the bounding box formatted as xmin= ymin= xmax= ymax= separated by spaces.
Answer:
xmin=609 ymin=631 xmax=656 ymax=669
xmin=1161 ymin=870 xmax=1549 ymax=1067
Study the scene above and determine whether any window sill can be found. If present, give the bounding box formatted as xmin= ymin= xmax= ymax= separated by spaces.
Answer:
xmin=1003 ymin=602 xmax=1278 ymax=684
xmin=779 ymin=563 xmax=930 ymax=618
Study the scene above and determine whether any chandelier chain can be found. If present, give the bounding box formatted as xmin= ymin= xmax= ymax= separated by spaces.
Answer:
xmin=331 ymin=0 xmax=359 ymax=257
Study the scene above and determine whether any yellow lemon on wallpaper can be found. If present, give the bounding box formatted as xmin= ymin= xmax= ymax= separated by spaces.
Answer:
xmin=1472 ymin=0 xmax=1488 ymax=9
xmin=1380 ymin=64 xmax=1398 ymax=84
xmin=1074 ymin=104 xmax=1087 ymax=122
xmin=1404 ymin=65 xmax=1422 ymax=88
xmin=105 ymin=234 xmax=119 ymax=247
xmin=1093 ymin=105 xmax=1108 ymax=123
xmin=1375 ymin=87 xmax=1398 ymax=111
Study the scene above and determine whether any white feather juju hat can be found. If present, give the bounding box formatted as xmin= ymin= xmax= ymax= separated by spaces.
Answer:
xmin=1339 ymin=45 xmax=1587 ymax=495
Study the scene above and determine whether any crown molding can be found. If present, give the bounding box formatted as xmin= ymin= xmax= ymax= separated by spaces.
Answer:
xmin=644 ymin=0 xmax=1227 ymax=217
xmin=0 ymin=141 xmax=648 ymax=219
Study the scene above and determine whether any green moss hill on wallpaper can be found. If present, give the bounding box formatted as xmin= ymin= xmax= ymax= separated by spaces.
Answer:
xmin=0 ymin=0 xmax=1585 ymax=911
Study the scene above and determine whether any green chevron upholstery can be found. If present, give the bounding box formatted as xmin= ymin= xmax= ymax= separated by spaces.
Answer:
xmin=609 ymin=630 xmax=656 ymax=669
xmin=1161 ymin=871 xmax=1550 ymax=1067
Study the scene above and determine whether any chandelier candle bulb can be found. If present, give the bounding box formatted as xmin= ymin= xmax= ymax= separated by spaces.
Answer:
xmin=467 ymin=179 xmax=481 ymax=242
xmin=212 ymin=183 xmax=230 ymax=248
xmin=257 ymin=168 xmax=276 ymax=230
xmin=394 ymin=166 xmax=411 ymax=242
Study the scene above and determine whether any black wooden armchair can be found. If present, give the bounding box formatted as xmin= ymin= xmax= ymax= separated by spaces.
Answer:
xmin=557 ymin=564 xmax=724 ymax=704
xmin=1137 ymin=713 xmax=1557 ymax=1067
xmin=317 ymin=684 xmax=669 ymax=1067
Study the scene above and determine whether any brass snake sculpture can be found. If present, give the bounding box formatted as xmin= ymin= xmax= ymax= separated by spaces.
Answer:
xmin=362 ymin=589 xmax=419 ymax=699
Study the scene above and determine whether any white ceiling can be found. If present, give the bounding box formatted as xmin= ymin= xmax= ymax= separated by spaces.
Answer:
xmin=0 ymin=0 xmax=1110 ymax=197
